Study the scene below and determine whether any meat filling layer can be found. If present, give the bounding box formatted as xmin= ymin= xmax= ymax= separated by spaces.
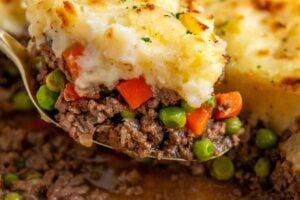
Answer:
xmin=33 ymin=41 xmax=244 ymax=160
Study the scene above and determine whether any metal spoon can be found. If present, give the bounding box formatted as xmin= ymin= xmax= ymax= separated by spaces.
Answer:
xmin=0 ymin=29 xmax=229 ymax=161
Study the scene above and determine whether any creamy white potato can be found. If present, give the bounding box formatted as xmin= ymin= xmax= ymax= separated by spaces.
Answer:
xmin=0 ymin=0 xmax=27 ymax=36
xmin=25 ymin=0 xmax=227 ymax=107
xmin=205 ymin=0 xmax=300 ymax=134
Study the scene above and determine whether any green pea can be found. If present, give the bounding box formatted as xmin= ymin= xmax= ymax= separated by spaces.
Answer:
xmin=101 ymin=87 xmax=112 ymax=95
xmin=1 ymin=60 xmax=19 ymax=77
xmin=36 ymin=85 xmax=59 ymax=111
xmin=254 ymin=158 xmax=271 ymax=178
xmin=121 ymin=110 xmax=136 ymax=119
xmin=211 ymin=156 xmax=235 ymax=181
xmin=45 ymin=69 xmax=66 ymax=92
xmin=12 ymin=90 xmax=33 ymax=111
xmin=255 ymin=128 xmax=278 ymax=150
xmin=205 ymin=96 xmax=217 ymax=107
xmin=225 ymin=117 xmax=242 ymax=135
xmin=26 ymin=172 xmax=42 ymax=180
xmin=180 ymin=100 xmax=195 ymax=112
xmin=4 ymin=192 xmax=22 ymax=200
xmin=15 ymin=157 xmax=26 ymax=168
xmin=193 ymin=139 xmax=215 ymax=161
xmin=3 ymin=173 xmax=19 ymax=187
xmin=159 ymin=107 xmax=186 ymax=128
xmin=125 ymin=150 xmax=136 ymax=158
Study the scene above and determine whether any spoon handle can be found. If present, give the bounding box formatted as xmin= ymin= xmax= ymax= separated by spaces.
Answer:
xmin=0 ymin=30 xmax=34 ymax=100
xmin=0 ymin=29 xmax=58 ymax=124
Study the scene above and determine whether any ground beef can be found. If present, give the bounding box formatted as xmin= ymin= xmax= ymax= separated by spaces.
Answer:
xmin=222 ymin=126 xmax=300 ymax=199
xmin=0 ymin=112 xmax=299 ymax=199
xmin=271 ymin=161 xmax=300 ymax=199
xmin=0 ymin=115 xmax=244 ymax=200
xmin=35 ymin=41 xmax=242 ymax=161
xmin=151 ymin=87 xmax=181 ymax=106
xmin=0 ymin=119 xmax=147 ymax=199
xmin=55 ymin=89 xmax=233 ymax=160
xmin=38 ymin=42 xmax=67 ymax=74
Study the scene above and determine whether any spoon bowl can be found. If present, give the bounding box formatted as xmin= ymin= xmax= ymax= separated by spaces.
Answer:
xmin=0 ymin=29 xmax=229 ymax=161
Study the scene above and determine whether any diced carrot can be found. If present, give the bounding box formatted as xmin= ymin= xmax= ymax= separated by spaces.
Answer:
xmin=63 ymin=83 xmax=81 ymax=101
xmin=214 ymin=91 xmax=242 ymax=119
xmin=63 ymin=42 xmax=84 ymax=79
xmin=186 ymin=105 xmax=212 ymax=136
xmin=117 ymin=77 xmax=153 ymax=109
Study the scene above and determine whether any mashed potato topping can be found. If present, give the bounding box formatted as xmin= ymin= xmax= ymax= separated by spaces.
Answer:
xmin=205 ymin=0 xmax=300 ymax=133
xmin=25 ymin=0 xmax=227 ymax=107
xmin=0 ymin=0 xmax=27 ymax=36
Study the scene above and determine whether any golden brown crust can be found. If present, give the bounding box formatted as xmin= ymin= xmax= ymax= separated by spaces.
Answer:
xmin=56 ymin=1 xmax=77 ymax=27
xmin=251 ymin=0 xmax=285 ymax=12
